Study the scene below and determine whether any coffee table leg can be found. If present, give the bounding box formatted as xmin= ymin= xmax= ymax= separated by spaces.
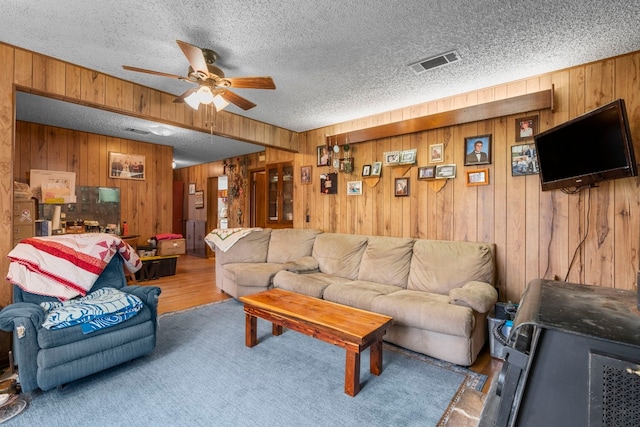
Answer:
xmin=272 ymin=323 xmax=283 ymax=336
xmin=245 ymin=313 xmax=257 ymax=347
xmin=345 ymin=350 xmax=361 ymax=397
xmin=370 ymin=338 xmax=383 ymax=376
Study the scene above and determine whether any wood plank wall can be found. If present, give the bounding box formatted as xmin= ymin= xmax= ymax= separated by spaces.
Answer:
xmin=14 ymin=121 xmax=174 ymax=246
xmin=289 ymin=52 xmax=640 ymax=302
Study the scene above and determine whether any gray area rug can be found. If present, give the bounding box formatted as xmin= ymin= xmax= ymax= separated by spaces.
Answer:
xmin=6 ymin=299 xmax=486 ymax=426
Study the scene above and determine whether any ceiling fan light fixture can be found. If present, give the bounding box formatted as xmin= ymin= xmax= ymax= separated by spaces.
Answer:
xmin=212 ymin=94 xmax=229 ymax=112
xmin=197 ymin=86 xmax=215 ymax=104
xmin=184 ymin=91 xmax=201 ymax=110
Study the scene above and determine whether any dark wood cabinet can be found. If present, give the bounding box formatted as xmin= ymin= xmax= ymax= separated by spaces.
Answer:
xmin=266 ymin=162 xmax=293 ymax=228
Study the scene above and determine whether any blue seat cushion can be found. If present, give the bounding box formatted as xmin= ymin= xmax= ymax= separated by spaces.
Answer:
xmin=37 ymin=304 xmax=152 ymax=349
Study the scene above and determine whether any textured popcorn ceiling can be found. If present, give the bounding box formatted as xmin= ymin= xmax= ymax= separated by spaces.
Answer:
xmin=3 ymin=0 xmax=640 ymax=167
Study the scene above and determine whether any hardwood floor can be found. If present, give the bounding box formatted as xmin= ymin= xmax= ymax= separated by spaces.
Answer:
xmin=138 ymin=254 xmax=501 ymax=392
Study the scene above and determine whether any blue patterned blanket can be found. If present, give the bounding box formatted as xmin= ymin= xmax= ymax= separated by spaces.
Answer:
xmin=40 ymin=287 xmax=143 ymax=334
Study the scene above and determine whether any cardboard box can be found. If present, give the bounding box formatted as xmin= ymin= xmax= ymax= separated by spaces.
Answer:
xmin=157 ymin=238 xmax=186 ymax=256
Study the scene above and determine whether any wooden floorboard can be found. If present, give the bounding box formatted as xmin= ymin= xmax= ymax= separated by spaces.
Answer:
xmin=139 ymin=254 xmax=501 ymax=391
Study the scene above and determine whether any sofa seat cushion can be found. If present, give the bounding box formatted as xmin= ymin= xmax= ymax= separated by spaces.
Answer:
xmin=357 ymin=236 xmax=414 ymax=287
xmin=408 ymin=240 xmax=495 ymax=295
xmin=37 ymin=303 xmax=152 ymax=349
xmin=323 ymin=281 xmax=403 ymax=311
xmin=312 ymin=233 xmax=369 ymax=280
xmin=273 ymin=270 xmax=350 ymax=299
xmin=267 ymin=229 xmax=322 ymax=263
xmin=222 ymin=262 xmax=283 ymax=288
xmin=372 ymin=290 xmax=475 ymax=338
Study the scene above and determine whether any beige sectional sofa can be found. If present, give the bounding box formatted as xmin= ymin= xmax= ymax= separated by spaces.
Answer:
xmin=213 ymin=228 xmax=498 ymax=366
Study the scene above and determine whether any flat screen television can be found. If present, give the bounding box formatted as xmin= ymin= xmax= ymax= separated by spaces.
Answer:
xmin=534 ymin=99 xmax=637 ymax=191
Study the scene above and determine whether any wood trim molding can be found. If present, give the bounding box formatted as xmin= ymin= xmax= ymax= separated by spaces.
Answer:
xmin=328 ymin=87 xmax=554 ymax=145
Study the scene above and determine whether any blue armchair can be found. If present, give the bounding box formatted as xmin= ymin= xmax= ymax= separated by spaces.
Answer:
xmin=0 ymin=255 xmax=161 ymax=392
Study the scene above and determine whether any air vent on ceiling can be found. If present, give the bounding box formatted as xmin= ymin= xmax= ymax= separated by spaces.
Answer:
xmin=410 ymin=50 xmax=460 ymax=75
xmin=125 ymin=127 xmax=151 ymax=135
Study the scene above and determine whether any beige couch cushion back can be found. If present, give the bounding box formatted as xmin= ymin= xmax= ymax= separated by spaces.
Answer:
xmin=216 ymin=228 xmax=272 ymax=265
xmin=358 ymin=236 xmax=414 ymax=287
xmin=267 ymin=229 xmax=322 ymax=263
xmin=312 ymin=233 xmax=368 ymax=280
xmin=408 ymin=240 xmax=495 ymax=294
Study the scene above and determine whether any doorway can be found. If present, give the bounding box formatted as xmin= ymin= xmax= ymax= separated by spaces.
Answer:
xmin=251 ymin=170 xmax=266 ymax=228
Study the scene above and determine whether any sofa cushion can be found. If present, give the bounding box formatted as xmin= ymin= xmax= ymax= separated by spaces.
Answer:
xmin=357 ymin=236 xmax=414 ymax=287
xmin=216 ymin=229 xmax=272 ymax=265
xmin=273 ymin=270 xmax=350 ymax=299
xmin=282 ymin=256 xmax=319 ymax=273
xmin=222 ymin=262 xmax=283 ymax=288
xmin=267 ymin=229 xmax=322 ymax=263
xmin=372 ymin=290 xmax=475 ymax=338
xmin=449 ymin=281 xmax=498 ymax=313
xmin=408 ymin=240 xmax=495 ymax=295
xmin=312 ymin=233 xmax=368 ymax=280
xmin=323 ymin=281 xmax=403 ymax=311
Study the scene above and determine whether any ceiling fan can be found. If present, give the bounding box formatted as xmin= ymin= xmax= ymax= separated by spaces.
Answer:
xmin=123 ymin=40 xmax=275 ymax=111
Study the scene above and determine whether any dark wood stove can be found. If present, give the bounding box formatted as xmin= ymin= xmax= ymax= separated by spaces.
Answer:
xmin=479 ymin=279 xmax=640 ymax=427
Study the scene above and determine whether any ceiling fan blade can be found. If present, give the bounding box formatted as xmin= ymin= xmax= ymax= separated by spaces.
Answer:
xmin=221 ymin=90 xmax=257 ymax=110
xmin=122 ymin=65 xmax=184 ymax=79
xmin=173 ymin=87 xmax=198 ymax=104
xmin=176 ymin=40 xmax=209 ymax=76
xmin=226 ymin=77 xmax=276 ymax=90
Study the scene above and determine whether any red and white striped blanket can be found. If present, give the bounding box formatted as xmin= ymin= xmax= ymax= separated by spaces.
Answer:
xmin=6 ymin=234 xmax=142 ymax=301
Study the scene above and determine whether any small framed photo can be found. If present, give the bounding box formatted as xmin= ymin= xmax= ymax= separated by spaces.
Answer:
xmin=464 ymin=135 xmax=492 ymax=166
xmin=370 ymin=162 xmax=382 ymax=177
xmin=340 ymin=158 xmax=354 ymax=174
xmin=384 ymin=151 xmax=400 ymax=165
xmin=347 ymin=181 xmax=362 ymax=195
xmin=362 ymin=164 xmax=371 ymax=177
xmin=429 ymin=143 xmax=444 ymax=163
xmin=394 ymin=177 xmax=410 ymax=197
xmin=301 ymin=165 xmax=312 ymax=184
xmin=320 ymin=172 xmax=337 ymax=194
xmin=109 ymin=152 xmax=145 ymax=180
xmin=194 ymin=190 xmax=204 ymax=209
xmin=515 ymin=115 xmax=538 ymax=142
xmin=511 ymin=143 xmax=539 ymax=176
xmin=466 ymin=168 xmax=490 ymax=186
xmin=399 ymin=149 xmax=417 ymax=164
xmin=188 ymin=183 xmax=196 ymax=195
xmin=418 ymin=166 xmax=436 ymax=180
xmin=317 ymin=145 xmax=331 ymax=166
xmin=435 ymin=164 xmax=457 ymax=179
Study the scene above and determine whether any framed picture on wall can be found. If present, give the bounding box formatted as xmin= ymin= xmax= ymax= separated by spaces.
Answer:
xmin=317 ymin=145 xmax=331 ymax=166
xmin=301 ymin=165 xmax=312 ymax=184
xmin=109 ymin=152 xmax=145 ymax=180
xmin=394 ymin=177 xmax=409 ymax=196
xmin=418 ymin=166 xmax=436 ymax=180
xmin=464 ymin=135 xmax=492 ymax=166
xmin=188 ymin=183 xmax=196 ymax=195
xmin=511 ymin=143 xmax=539 ymax=176
xmin=370 ymin=161 xmax=382 ymax=176
xmin=194 ymin=190 xmax=204 ymax=209
xmin=515 ymin=115 xmax=538 ymax=141
xmin=429 ymin=143 xmax=444 ymax=163
xmin=466 ymin=168 xmax=490 ymax=186
xmin=435 ymin=164 xmax=457 ymax=179
xmin=347 ymin=181 xmax=362 ymax=195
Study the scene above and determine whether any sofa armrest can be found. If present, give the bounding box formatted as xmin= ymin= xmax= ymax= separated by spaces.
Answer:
xmin=449 ymin=281 xmax=498 ymax=313
xmin=121 ymin=286 xmax=161 ymax=321
xmin=282 ymin=256 xmax=319 ymax=274
xmin=0 ymin=303 xmax=46 ymax=392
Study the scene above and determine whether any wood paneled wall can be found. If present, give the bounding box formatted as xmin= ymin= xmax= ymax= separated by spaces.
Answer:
xmin=290 ymin=52 xmax=640 ymax=302
xmin=14 ymin=121 xmax=174 ymax=246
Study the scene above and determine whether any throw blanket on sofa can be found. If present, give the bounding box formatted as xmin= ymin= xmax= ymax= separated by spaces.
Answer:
xmin=6 ymin=234 xmax=142 ymax=301
xmin=40 ymin=287 xmax=143 ymax=334
xmin=205 ymin=227 xmax=263 ymax=252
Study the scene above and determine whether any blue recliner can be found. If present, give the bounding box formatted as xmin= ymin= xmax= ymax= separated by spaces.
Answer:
xmin=0 ymin=255 xmax=161 ymax=392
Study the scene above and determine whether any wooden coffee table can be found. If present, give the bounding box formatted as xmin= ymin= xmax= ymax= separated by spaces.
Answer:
xmin=239 ymin=288 xmax=393 ymax=397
